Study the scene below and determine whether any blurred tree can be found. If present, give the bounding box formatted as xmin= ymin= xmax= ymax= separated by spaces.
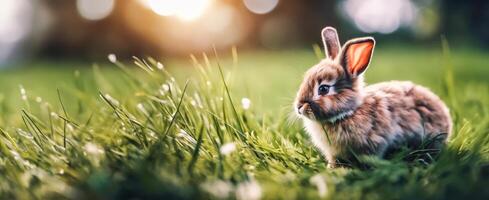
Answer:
xmin=441 ymin=0 xmax=489 ymax=46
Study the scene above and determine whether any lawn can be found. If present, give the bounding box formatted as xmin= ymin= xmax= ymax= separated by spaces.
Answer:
xmin=0 ymin=45 xmax=488 ymax=199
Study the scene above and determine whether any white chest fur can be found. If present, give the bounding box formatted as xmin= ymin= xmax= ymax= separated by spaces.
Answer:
xmin=303 ymin=118 xmax=335 ymax=161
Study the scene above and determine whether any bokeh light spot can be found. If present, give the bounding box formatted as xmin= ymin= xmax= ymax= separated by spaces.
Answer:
xmin=0 ymin=0 xmax=33 ymax=63
xmin=77 ymin=0 xmax=115 ymax=21
xmin=146 ymin=0 xmax=212 ymax=21
xmin=147 ymin=0 xmax=180 ymax=16
xmin=243 ymin=0 xmax=279 ymax=14
xmin=342 ymin=0 xmax=416 ymax=34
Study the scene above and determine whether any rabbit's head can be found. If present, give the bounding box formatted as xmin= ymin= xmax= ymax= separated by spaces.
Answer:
xmin=294 ymin=27 xmax=375 ymax=122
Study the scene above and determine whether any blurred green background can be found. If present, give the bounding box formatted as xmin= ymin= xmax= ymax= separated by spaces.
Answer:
xmin=0 ymin=0 xmax=488 ymax=112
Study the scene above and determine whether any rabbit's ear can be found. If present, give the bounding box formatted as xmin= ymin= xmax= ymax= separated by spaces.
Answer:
xmin=339 ymin=37 xmax=375 ymax=77
xmin=321 ymin=27 xmax=341 ymax=60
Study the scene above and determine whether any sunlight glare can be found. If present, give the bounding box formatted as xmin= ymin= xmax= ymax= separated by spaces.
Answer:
xmin=147 ymin=0 xmax=212 ymax=21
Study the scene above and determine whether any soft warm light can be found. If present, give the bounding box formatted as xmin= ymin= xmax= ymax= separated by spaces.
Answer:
xmin=243 ymin=0 xmax=279 ymax=14
xmin=147 ymin=0 xmax=212 ymax=21
xmin=147 ymin=0 xmax=180 ymax=16
xmin=76 ymin=0 xmax=115 ymax=21
xmin=342 ymin=0 xmax=416 ymax=34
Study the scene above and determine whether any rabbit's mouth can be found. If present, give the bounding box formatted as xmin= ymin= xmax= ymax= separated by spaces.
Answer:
xmin=298 ymin=100 xmax=355 ymax=123
xmin=297 ymin=100 xmax=324 ymax=120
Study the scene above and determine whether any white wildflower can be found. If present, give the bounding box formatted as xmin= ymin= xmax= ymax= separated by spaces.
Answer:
xmin=84 ymin=142 xmax=105 ymax=167
xmin=236 ymin=178 xmax=262 ymax=200
xmin=162 ymin=84 xmax=170 ymax=92
xmin=35 ymin=97 xmax=42 ymax=103
xmin=148 ymin=131 xmax=156 ymax=138
xmin=20 ymin=86 xmax=26 ymax=96
xmin=220 ymin=142 xmax=236 ymax=156
xmin=108 ymin=53 xmax=117 ymax=63
xmin=201 ymin=180 xmax=233 ymax=199
xmin=66 ymin=124 xmax=75 ymax=132
xmin=84 ymin=142 xmax=104 ymax=156
xmin=156 ymin=62 xmax=164 ymax=70
xmin=137 ymin=103 xmax=149 ymax=116
xmin=59 ymin=169 xmax=65 ymax=175
xmin=309 ymin=174 xmax=328 ymax=198
xmin=50 ymin=112 xmax=59 ymax=119
xmin=19 ymin=85 xmax=27 ymax=100
xmin=241 ymin=98 xmax=251 ymax=110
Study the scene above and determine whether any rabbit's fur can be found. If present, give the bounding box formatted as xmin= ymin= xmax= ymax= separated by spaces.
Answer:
xmin=294 ymin=27 xmax=452 ymax=168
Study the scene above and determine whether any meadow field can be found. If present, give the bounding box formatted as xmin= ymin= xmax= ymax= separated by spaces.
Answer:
xmin=0 ymin=45 xmax=488 ymax=199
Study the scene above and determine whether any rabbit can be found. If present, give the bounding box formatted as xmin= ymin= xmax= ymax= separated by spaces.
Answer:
xmin=294 ymin=27 xmax=452 ymax=168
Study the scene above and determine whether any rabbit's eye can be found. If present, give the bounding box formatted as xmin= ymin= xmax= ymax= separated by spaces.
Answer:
xmin=318 ymin=84 xmax=330 ymax=95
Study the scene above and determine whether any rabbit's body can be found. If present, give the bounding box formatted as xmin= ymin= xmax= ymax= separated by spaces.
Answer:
xmin=303 ymin=80 xmax=451 ymax=167
xmin=294 ymin=27 xmax=452 ymax=167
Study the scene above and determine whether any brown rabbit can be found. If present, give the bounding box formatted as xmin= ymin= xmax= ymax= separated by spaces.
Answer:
xmin=294 ymin=27 xmax=452 ymax=168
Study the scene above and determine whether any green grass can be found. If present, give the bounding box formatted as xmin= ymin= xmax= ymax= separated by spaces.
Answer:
xmin=0 ymin=46 xmax=488 ymax=199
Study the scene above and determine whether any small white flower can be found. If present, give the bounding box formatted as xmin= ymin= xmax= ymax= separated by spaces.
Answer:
xmin=59 ymin=169 xmax=65 ymax=175
xmin=220 ymin=142 xmax=236 ymax=155
xmin=236 ymin=178 xmax=262 ymax=200
xmin=84 ymin=142 xmax=104 ymax=156
xmin=137 ymin=103 xmax=148 ymax=116
xmin=19 ymin=86 xmax=26 ymax=96
xmin=108 ymin=54 xmax=117 ymax=63
xmin=19 ymin=85 xmax=27 ymax=100
xmin=35 ymin=97 xmax=42 ymax=103
xmin=50 ymin=112 xmax=59 ymax=119
xmin=201 ymin=180 xmax=233 ymax=199
xmin=156 ymin=62 xmax=164 ymax=70
xmin=66 ymin=124 xmax=75 ymax=132
xmin=241 ymin=98 xmax=251 ymax=110
xmin=148 ymin=131 xmax=156 ymax=138
xmin=310 ymin=174 xmax=328 ymax=198
xmin=162 ymin=84 xmax=170 ymax=92
xmin=84 ymin=142 xmax=105 ymax=167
